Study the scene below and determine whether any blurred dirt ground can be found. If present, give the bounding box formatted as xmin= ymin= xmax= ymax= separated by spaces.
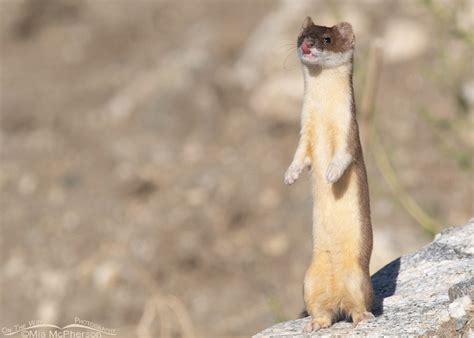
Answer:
xmin=0 ymin=0 xmax=473 ymax=337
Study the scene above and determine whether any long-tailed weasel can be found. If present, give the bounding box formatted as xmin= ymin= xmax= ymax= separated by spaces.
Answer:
xmin=284 ymin=17 xmax=374 ymax=332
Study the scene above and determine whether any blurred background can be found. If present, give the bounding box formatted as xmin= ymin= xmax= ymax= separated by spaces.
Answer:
xmin=0 ymin=0 xmax=473 ymax=337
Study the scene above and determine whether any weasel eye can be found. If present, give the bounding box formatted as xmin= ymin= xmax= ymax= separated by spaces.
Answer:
xmin=324 ymin=37 xmax=331 ymax=44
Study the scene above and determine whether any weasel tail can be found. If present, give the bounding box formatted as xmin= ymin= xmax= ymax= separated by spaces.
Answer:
xmin=284 ymin=18 xmax=374 ymax=332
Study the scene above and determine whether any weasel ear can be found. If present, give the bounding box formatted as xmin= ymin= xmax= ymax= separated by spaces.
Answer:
xmin=334 ymin=22 xmax=354 ymax=44
xmin=302 ymin=16 xmax=314 ymax=30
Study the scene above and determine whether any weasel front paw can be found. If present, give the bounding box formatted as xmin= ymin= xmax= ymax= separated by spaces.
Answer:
xmin=285 ymin=157 xmax=310 ymax=185
xmin=285 ymin=162 xmax=303 ymax=185
xmin=326 ymin=152 xmax=353 ymax=184
xmin=326 ymin=160 xmax=346 ymax=183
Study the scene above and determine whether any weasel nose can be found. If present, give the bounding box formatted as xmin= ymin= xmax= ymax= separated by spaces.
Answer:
xmin=301 ymin=41 xmax=311 ymax=54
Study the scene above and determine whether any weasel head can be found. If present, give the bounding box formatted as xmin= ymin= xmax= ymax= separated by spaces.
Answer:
xmin=297 ymin=17 xmax=354 ymax=68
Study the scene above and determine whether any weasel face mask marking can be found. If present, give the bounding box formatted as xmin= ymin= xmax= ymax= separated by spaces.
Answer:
xmin=297 ymin=17 xmax=355 ymax=68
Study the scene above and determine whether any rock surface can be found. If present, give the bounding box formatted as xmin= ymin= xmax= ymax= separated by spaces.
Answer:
xmin=254 ymin=219 xmax=474 ymax=337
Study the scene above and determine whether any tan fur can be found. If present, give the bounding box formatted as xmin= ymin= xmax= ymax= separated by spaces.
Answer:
xmin=288 ymin=60 xmax=373 ymax=328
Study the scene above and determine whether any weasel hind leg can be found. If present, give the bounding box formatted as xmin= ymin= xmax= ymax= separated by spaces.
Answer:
xmin=340 ymin=270 xmax=374 ymax=326
xmin=303 ymin=260 xmax=335 ymax=332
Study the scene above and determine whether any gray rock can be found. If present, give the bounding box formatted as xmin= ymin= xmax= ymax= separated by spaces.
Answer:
xmin=449 ymin=278 xmax=474 ymax=302
xmin=448 ymin=296 xmax=472 ymax=319
xmin=254 ymin=219 xmax=474 ymax=337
